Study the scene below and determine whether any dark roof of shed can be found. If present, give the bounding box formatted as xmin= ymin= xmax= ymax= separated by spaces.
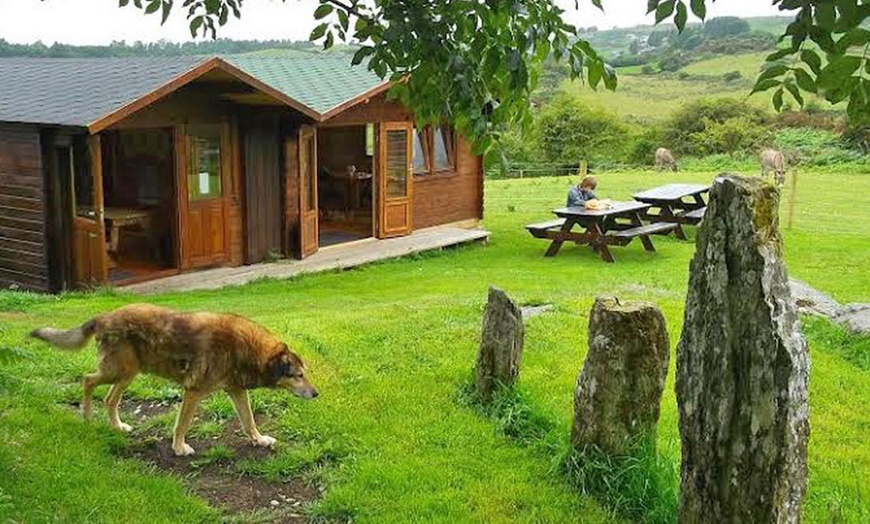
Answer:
xmin=0 ymin=54 xmax=388 ymax=129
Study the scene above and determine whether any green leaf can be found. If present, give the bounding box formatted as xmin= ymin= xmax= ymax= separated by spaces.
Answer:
xmin=818 ymin=55 xmax=862 ymax=90
xmin=815 ymin=3 xmax=836 ymax=30
xmin=837 ymin=28 xmax=870 ymax=54
xmin=757 ymin=64 xmax=789 ymax=83
xmin=144 ymin=0 xmax=160 ymax=15
xmin=219 ymin=5 xmax=228 ymax=26
xmin=190 ymin=16 xmax=204 ymax=38
xmin=690 ymin=0 xmax=706 ymax=19
xmin=119 ymin=0 xmax=130 ymax=7
xmin=751 ymin=78 xmax=782 ymax=95
xmin=161 ymin=1 xmax=171 ymax=25
xmin=351 ymin=46 xmax=375 ymax=66
xmin=800 ymin=49 xmax=822 ymax=75
xmin=785 ymin=82 xmax=804 ymax=107
xmin=324 ymin=31 xmax=334 ymax=50
xmin=646 ymin=0 xmax=659 ymax=15
xmin=309 ymin=22 xmax=328 ymax=41
xmin=794 ymin=68 xmax=817 ymax=93
xmin=773 ymin=87 xmax=785 ymax=111
xmin=674 ymin=2 xmax=688 ymax=32
xmin=314 ymin=3 xmax=334 ymax=20
xmin=655 ymin=0 xmax=676 ymax=24
xmin=337 ymin=9 xmax=349 ymax=32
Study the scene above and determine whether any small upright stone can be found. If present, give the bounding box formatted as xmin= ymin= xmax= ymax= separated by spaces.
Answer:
xmin=677 ymin=175 xmax=809 ymax=523
xmin=571 ymin=296 xmax=670 ymax=455
xmin=475 ymin=286 xmax=524 ymax=403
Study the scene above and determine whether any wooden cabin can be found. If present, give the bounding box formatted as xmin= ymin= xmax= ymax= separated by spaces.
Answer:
xmin=0 ymin=56 xmax=484 ymax=292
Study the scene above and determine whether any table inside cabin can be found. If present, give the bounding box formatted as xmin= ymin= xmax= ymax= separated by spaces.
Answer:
xmin=529 ymin=201 xmax=671 ymax=263
xmin=96 ymin=207 xmax=156 ymax=253
xmin=632 ymin=183 xmax=709 ymax=239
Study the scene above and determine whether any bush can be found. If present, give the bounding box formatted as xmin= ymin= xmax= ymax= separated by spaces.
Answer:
xmin=722 ymin=70 xmax=742 ymax=82
xmin=641 ymin=65 xmax=655 ymax=75
xmin=773 ymin=127 xmax=867 ymax=167
xmin=663 ymin=98 xmax=770 ymax=157
xmin=533 ymin=93 xmax=629 ymax=165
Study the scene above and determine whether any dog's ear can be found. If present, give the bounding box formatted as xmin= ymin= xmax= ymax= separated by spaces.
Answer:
xmin=267 ymin=346 xmax=299 ymax=382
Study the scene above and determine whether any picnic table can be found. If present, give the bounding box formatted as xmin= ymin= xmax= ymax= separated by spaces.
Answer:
xmin=526 ymin=201 xmax=678 ymax=263
xmin=633 ymin=183 xmax=709 ymax=240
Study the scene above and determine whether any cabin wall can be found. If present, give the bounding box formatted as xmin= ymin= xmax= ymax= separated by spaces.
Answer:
xmin=413 ymin=136 xmax=483 ymax=229
xmin=283 ymin=127 xmax=300 ymax=257
xmin=0 ymin=124 xmax=50 ymax=291
xmin=325 ymin=94 xmax=484 ymax=230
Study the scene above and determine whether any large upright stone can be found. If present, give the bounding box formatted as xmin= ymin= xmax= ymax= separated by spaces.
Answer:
xmin=571 ymin=296 xmax=670 ymax=455
xmin=677 ymin=176 xmax=809 ymax=523
xmin=475 ymin=286 xmax=524 ymax=402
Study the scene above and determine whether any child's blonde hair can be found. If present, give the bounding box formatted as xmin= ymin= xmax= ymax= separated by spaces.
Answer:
xmin=580 ymin=175 xmax=597 ymax=190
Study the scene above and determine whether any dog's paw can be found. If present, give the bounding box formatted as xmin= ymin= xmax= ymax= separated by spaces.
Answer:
xmin=114 ymin=422 xmax=133 ymax=433
xmin=253 ymin=435 xmax=277 ymax=448
xmin=173 ymin=443 xmax=196 ymax=456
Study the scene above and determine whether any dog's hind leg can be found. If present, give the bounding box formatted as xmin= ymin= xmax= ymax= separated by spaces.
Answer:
xmin=106 ymin=376 xmax=136 ymax=432
xmin=226 ymin=388 xmax=276 ymax=448
xmin=172 ymin=389 xmax=207 ymax=456
xmin=82 ymin=372 xmax=111 ymax=421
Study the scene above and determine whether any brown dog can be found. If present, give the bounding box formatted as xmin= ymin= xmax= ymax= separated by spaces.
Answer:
xmin=30 ymin=304 xmax=317 ymax=456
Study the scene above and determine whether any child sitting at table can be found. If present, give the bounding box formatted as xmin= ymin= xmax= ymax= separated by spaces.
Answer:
xmin=566 ymin=175 xmax=598 ymax=208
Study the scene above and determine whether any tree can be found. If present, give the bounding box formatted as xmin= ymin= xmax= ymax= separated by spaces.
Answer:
xmin=122 ymin=0 xmax=870 ymax=151
xmin=703 ymin=16 xmax=751 ymax=38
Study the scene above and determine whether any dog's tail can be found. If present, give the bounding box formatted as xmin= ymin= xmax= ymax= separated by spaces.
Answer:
xmin=29 ymin=319 xmax=98 ymax=351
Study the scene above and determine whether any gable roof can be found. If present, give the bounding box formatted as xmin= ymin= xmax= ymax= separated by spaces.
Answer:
xmin=0 ymin=54 xmax=390 ymax=131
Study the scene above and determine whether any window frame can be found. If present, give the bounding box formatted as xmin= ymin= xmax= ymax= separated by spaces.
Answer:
xmin=412 ymin=124 xmax=457 ymax=178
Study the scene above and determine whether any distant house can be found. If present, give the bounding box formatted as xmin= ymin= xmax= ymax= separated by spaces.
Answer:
xmin=0 ymin=56 xmax=483 ymax=292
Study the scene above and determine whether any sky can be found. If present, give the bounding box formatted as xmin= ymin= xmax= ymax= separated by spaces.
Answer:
xmin=0 ymin=0 xmax=787 ymax=46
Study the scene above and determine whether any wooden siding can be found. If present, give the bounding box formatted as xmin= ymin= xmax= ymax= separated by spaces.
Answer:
xmin=243 ymin=118 xmax=282 ymax=263
xmin=0 ymin=124 xmax=49 ymax=291
xmin=412 ymin=136 xmax=483 ymax=229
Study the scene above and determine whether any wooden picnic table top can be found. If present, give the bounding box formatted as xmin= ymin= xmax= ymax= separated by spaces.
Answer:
xmin=633 ymin=183 xmax=709 ymax=203
xmin=553 ymin=201 xmax=650 ymax=219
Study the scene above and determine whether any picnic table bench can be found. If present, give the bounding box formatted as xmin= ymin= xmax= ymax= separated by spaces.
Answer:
xmin=633 ymin=183 xmax=709 ymax=239
xmin=526 ymin=201 xmax=678 ymax=263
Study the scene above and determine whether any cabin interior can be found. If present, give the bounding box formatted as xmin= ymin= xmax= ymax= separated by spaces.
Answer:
xmin=100 ymin=129 xmax=177 ymax=283
xmin=316 ymin=125 xmax=375 ymax=246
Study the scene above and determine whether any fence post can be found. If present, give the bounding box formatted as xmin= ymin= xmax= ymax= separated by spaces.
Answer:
xmin=579 ymin=160 xmax=588 ymax=178
xmin=787 ymin=168 xmax=798 ymax=230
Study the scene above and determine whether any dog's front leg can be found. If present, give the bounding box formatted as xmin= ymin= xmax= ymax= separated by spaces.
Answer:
xmin=226 ymin=388 xmax=276 ymax=448
xmin=172 ymin=389 xmax=207 ymax=456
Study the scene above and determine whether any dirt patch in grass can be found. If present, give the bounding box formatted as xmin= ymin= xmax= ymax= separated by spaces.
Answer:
xmin=115 ymin=399 xmax=320 ymax=522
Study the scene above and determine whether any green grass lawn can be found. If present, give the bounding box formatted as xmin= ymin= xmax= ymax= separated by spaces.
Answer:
xmin=1 ymin=170 xmax=869 ymax=523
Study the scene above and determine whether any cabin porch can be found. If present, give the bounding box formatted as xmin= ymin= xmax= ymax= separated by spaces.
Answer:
xmin=121 ymin=224 xmax=488 ymax=295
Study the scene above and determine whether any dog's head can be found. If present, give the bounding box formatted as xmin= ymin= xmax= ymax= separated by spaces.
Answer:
xmin=268 ymin=345 xmax=318 ymax=399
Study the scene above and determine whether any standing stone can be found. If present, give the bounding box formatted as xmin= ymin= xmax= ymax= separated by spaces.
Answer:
xmin=475 ymin=286 xmax=524 ymax=402
xmin=571 ymin=296 xmax=670 ymax=455
xmin=677 ymin=176 xmax=809 ymax=523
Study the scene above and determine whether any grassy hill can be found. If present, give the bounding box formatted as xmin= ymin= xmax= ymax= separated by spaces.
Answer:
xmin=563 ymin=52 xmax=840 ymax=124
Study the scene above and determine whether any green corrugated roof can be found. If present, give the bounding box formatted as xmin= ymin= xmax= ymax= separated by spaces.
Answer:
xmin=224 ymin=54 xmax=384 ymax=115
xmin=0 ymin=54 xmax=388 ymax=128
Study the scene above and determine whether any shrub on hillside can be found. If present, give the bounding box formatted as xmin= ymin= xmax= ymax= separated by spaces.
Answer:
xmin=773 ymin=127 xmax=867 ymax=166
xmin=703 ymin=17 xmax=750 ymax=38
xmin=533 ymin=93 xmax=629 ymax=165
xmin=722 ymin=70 xmax=742 ymax=82
xmin=664 ymin=98 xmax=770 ymax=157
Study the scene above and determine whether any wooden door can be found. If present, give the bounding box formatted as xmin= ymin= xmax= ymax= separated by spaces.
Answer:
xmin=179 ymin=124 xmax=229 ymax=268
xmin=298 ymin=125 xmax=319 ymax=258
xmin=378 ymin=122 xmax=413 ymax=238
xmin=72 ymin=135 xmax=107 ymax=287
xmin=243 ymin=120 xmax=282 ymax=264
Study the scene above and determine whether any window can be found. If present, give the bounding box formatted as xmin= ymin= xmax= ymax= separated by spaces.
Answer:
xmin=411 ymin=125 xmax=456 ymax=176
xmin=187 ymin=128 xmax=222 ymax=201
xmin=365 ymin=123 xmax=375 ymax=157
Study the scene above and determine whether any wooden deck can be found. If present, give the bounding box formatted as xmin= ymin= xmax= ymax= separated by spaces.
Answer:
xmin=123 ymin=226 xmax=490 ymax=295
